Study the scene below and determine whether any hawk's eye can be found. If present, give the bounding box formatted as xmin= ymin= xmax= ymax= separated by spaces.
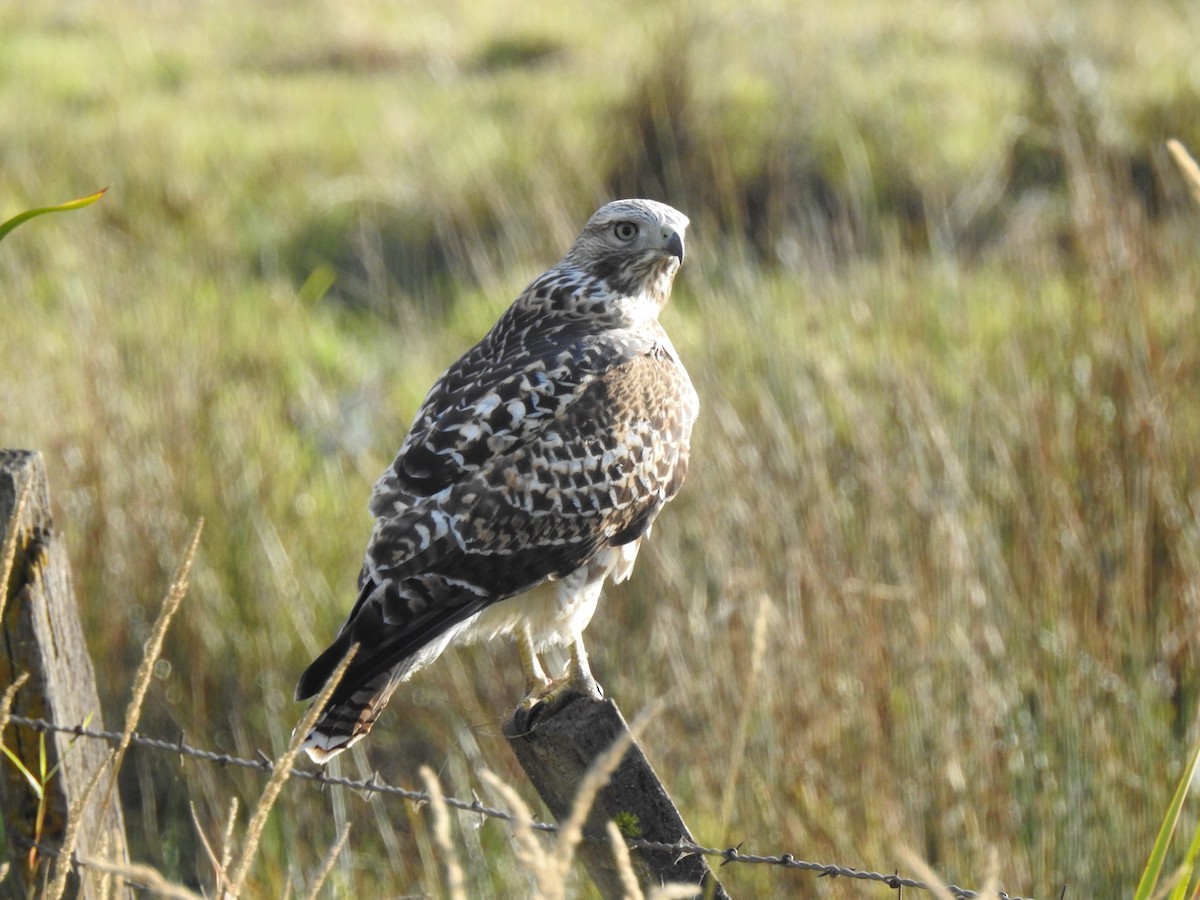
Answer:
xmin=613 ymin=222 xmax=638 ymax=241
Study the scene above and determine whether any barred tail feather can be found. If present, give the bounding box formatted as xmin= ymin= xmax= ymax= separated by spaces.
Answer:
xmin=300 ymin=671 xmax=402 ymax=763
xmin=295 ymin=579 xmax=493 ymax=765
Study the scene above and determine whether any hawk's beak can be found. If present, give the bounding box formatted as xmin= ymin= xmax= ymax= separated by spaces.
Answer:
xmin=664 ymin=230 xmax=685 ymax=264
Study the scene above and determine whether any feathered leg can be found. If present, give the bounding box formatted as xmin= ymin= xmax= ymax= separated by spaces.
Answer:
xmin=517 ymin=623 xmax=551 ymax=693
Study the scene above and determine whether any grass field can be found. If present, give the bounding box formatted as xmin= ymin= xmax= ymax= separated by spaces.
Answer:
xmin=4 ymin=0 xmax=1200 ymax=895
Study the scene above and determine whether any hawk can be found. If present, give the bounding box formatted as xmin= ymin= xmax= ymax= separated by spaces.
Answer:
xmin=296 ymin=199 xmax=698 ymax=762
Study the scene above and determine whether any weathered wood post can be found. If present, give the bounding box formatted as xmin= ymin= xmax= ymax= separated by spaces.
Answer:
xmin=504 ymin=695 xmax=730 ymax=899
xmin=0 ymin=450 xmax=128 ymax=896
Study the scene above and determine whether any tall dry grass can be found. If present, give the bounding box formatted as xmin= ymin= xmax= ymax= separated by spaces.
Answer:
xmin=4 ymin=0 xmax=1200 ymax=896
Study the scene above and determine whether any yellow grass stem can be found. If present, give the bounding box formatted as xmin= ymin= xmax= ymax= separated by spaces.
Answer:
xmin=71 ymin=857 xmax=204 ymax=900
xmin=45 ymin=749 xmax=115 ymax=900
xmin=302 ymin=822 xmax=351 ymax=900
xmin=648 ymin=883 xmax=709 ymax=900
xmin=1167 ymin=140 xmax=1200 ymax=207
xmin=190 ymin=800 xmax=236 ymax=897
xmin=419 ymin=766 xmax=467 ymax=900
xmin=0 ymin=671 xmax=30 ymax=737
xmin=717 ymin=594 xmax=770 ymax=844
xmin=225 ymin=644 xmax=357 ymax=897
xmin=0 ymin=476 xmax=32 ymax=625
xmin=0 ymin=669 xmax=31 ymax=889
xmin=605 ymin=820 xmax=644 ymax=900
xmin=220 ymin=797 xmax=239 ymax=879
xmin=100 ymin=520 xmax=203 ymax=819
xmin=478 ymin=770 xmax=552 ymax=886
xmin=894 ymin=845 xmax=957 ymax=900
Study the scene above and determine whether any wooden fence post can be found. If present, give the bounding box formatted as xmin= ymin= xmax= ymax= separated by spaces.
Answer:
xmin=504 ymin=694 xmax=730 ymax=900
xmin=0 ymin=450 xmax=128 ymax=896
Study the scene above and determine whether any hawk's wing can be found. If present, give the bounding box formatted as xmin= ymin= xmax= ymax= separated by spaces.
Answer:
xmin=370 ymin=341 xmax=692 ymax=583
xmin=375 ymin=318 xmax=643 ymax=503
xmin=295 ymin=345 xmax=694 ymax=703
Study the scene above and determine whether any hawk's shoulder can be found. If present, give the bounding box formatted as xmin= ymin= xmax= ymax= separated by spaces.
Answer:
xmin=369 ymin=270 xmax=656 ymax=514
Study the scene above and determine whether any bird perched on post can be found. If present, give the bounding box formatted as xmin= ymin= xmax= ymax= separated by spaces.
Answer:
xmin=295 ymin=199 xmax=698 ymax=763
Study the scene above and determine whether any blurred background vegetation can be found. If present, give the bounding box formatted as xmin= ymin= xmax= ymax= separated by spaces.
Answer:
xmin=4 ymin=0 xmax=1200 ymax=895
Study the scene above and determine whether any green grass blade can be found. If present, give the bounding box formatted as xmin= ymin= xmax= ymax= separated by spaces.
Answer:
xmin=1136 ymin=731 xmax=1200 ymax=900
xmin=0 ymin=188 xmax=107 ymax=243
xmin=1166 ymin=816 xmax=1200 ymax=900
xmin=1166 ymin=796 xmax=1200 ymax=900
xmin=0 ymin=743 xmax=42 ymax=800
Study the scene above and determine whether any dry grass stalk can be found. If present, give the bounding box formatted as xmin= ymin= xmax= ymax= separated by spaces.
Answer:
xmin=190 ymin=800 xmax=235 ymax=897
xmin=0 ymin=671 xmax=30 ymax=735
xmin=718 ymin=594 xmax=770 ymax=842
xmin=90 ymin=832 xmax=114 ymax=900
xmin=220 ymin=797 xmax=239 ymax=877
xmin=478 ymin=770 xmax=557 ymax=895
xmin=1167 ymin=139 xmax=1200 ymax=206
xmin=104 ymin=519 xmax=204 ymax=812
xmin=604 ymin=802 xmax=700 ymax=900
xmin=72 ymin=857 xmax=204 ymax=900
xmin=45 ymin=748 xmax=115 ymax=900
xmin=894 ymin=844 xmax=956 ymax=900
xmin=420 ymin=766 xmax=467 ymax=900
xmin=483 ymin=717 xmax=693 ymax=900
xmin=302 ymin=822 xmax=351 ymax=900
xmin=0 ymin=475 xmax=32 ymax=624
xmin=978 ymin=846 xmax=999 ymax=898
xmin=225 ymin=643 xmax=358 ymax=897
xmin=647 ymin=884 xmax=705 ymax=900
xmin=605 ymin=820 xmax=644 ymax=900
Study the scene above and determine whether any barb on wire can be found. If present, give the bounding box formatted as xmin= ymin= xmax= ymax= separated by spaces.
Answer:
xmin=4 ymin=713 xmax=1040 ymax=900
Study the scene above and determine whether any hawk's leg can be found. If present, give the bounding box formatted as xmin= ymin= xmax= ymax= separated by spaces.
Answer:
xmin=564 ymin=634 xmax=602 ymax=697
xmin=518 ymin=624 xmax=551 ymax=693
xmin=513 ymin=634 xmax=604 ymax=732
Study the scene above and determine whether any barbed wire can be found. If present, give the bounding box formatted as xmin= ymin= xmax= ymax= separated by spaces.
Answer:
xmin=6 ymin=713 xmax=1042 ymax=900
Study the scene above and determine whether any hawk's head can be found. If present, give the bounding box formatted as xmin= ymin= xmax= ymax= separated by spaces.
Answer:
xmin=564 ymin=199 xmax=690 ymax=306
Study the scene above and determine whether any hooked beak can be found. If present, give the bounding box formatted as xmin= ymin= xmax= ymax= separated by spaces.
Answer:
xmin=664 ymin=229 xmax=685 ymax=264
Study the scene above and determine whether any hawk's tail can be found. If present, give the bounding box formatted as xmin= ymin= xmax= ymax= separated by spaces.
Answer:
xmin=293 ymin=624 xmax=400 ymax=762
xmin=295 ymin=576 xmax=492 ymax=763
xmin=298 ymin=669 xmax=402 ymax=763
